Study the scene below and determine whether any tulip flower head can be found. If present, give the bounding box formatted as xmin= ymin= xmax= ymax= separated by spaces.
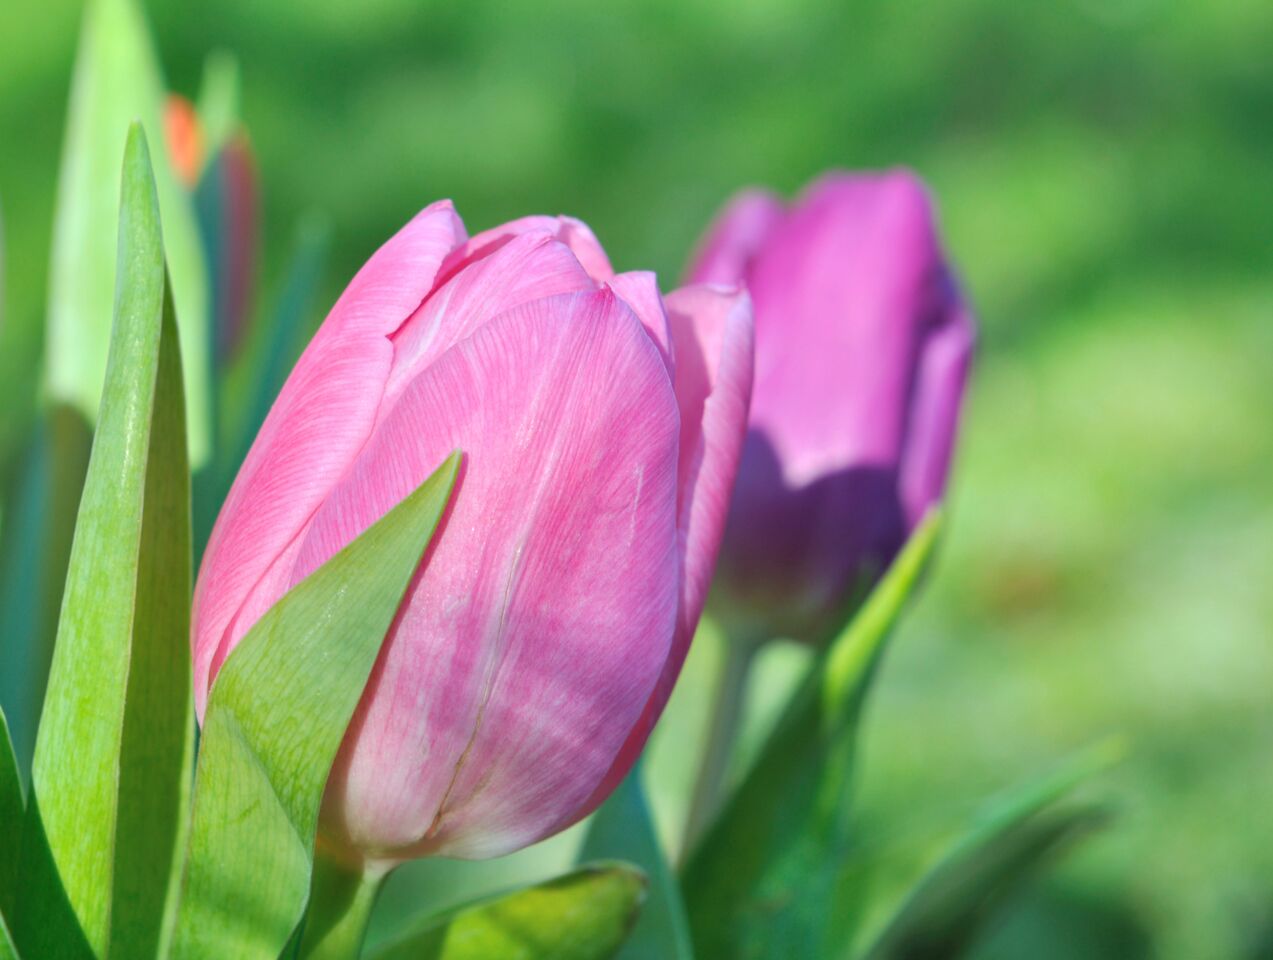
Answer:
xmin=193 ymin=202 xmax=753 ymax=864
xmin=688 ymin=170 xmax=974 ymax=643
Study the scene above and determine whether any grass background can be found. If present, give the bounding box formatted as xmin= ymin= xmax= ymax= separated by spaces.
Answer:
xmin=2 ymin=0 xmax=1271 ymax=955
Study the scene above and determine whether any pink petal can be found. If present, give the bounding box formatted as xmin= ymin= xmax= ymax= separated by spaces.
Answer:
xmin=685 ymin=189 xmax=785 ymax=286
xmin=382 ymin=231 xmax=596 ymax=417
xmin=454 ymin=215 xmax=615 ymax=283
xmin=607 ymin=270 xmax=673 ymax=370
xmin=299 ymin=289 xmax=681 ymax=861
xmin=745 ymin=171 xmax=940 ymax=488
xmin=192 ymin=201 xmax=466 ymax=718
xmin=900 ymin=299 xmax=975 ymax=527
xmin=581 ymin=283 xmax=755 ymax=812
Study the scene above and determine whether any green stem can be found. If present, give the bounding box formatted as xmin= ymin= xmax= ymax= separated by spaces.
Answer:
xmin=297 ymin=847 xmax=387 ymax=960
xmin=682 ymin=634 xmax=760 ymax=860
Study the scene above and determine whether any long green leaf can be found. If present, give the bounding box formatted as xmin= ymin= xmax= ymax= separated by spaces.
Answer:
xmin=579 ymin=764 xmax=693 ymax=959
xmin=46 ymin=0 xmax=210 ymax=467
xmin=170 ymin=452 xmax=460 ymax=960
xmin=15 ymin=124 xmax=189 ymax=960
xmin=110 ymin=279 xmax=195 ymax=954
xmin=857 ymin=746 xmax=1118 ymax=960
xmin=683 ymin=513 xmax=943 ymax=959
xmin=0 ymin=710 xmax=21 ymax=920
xmin=368 ymin=864 xmax=647 ymax=960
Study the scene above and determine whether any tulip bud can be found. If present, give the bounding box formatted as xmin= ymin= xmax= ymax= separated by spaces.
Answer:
xmin=193 ymin=201 xmax=753 ymax=863
xmin=688 ymin=170 xmax=974 ymax=643
xmin=163 ymin=95 xmax=203 ymax=188
xmin=196 ymin=132 xmax=258 ymax=364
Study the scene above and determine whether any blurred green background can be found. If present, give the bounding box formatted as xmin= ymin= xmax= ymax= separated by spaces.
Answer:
xmin=2 ymin=0 xmax=1271 ymax=956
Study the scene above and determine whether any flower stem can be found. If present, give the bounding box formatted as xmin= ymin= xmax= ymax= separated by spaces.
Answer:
xmin=682 ymin=633 xmax=759 ymax=860
xmin=297 ymin=847 xmax=387 ymax=960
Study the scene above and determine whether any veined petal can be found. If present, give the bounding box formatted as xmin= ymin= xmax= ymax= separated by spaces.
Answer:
xmin=607 ymin=270 xmax=673 ymax=369
xmin=295 ymin=289 xmax=681 ymax=861
xmin=582 ymin=283 xmax=755 ymax=811
xmin=192 ymin=201 xmax=466 ymax=717
xmin=383 ymin=231 xmax=596 ymax=416
xmin=455 ymin=214 xmax=615 ymax=283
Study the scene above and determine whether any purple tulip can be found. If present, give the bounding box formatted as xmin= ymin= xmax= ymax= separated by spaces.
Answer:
xmin=688 ymin=170 xmax=974 ymax=642
xmin=192 ymin=201 xmax=753 ymax=863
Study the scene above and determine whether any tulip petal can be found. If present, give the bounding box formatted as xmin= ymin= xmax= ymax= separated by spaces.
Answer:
xmin=289 ymin=289 xmax=681 ymax=860
xmin=582 ymin=283 xmax=755 ymax=811
xmin=192 ymin=201 xmax=465 ymax=716
xmin=746 ymin=171 xmax=940 ymax=487
xmin=458 ymin=215 xmax=615 ymax=282
xmin=685 ymin=189 xmax=784 ymax=286
xmin=900 ymin=299 xmax=975 ymax=527
xmin=383 ymin=231 xmax=596 ymax=415
xmin=607 ymin=270 xmax=673 ymax=369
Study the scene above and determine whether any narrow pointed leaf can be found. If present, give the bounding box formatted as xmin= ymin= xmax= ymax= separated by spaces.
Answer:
xmin=858 ymin=747 xmax=1118 ymax=960
xmin=110 ymin=286 xmax=194 ymax=956
xmin=0 ymin=710 xmax=21 ymax=919
xmin=368 ymin=864 xmax=647 ymax=960
xmin=16 ymin=125 xmax=189 ymax=960
xmin=580 ymin=765 xmax=693 ymax=959
xmin=169 ymin=452 xmax=460 ymax=960
xmin=684 ymin=513 xmax=943 ymax=959
xmin=46 ymin=0 xmax=210 ymax=466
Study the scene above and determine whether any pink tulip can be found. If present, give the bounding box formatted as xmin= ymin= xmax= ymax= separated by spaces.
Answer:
xmin=688 ymin=170 xmax=974 ymax=642
xmin=192 ymin=201 xmax=753 ymax=862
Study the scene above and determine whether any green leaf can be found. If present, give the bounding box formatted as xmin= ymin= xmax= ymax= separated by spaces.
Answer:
xmin=169 ymin=451 xmax=460 ymax=960
xmin=683 ymin=513 xmax=943 ymax=959
xmin=857 ymin=745 xmax=1119 ymax=960
xmin=579 ymin=764 xmax=693 ymax=959
xmin=46 ymin=0 xmax=211 ymax=467
xmin=368 ymin=864 xmax=648 ymax=960
xmin=0 ymin=709 xmax=22 ymax=920
xmin=0 ymin=911 xmax=18 ymax=960
xmin=15 ymin=124 xmax=191 ymax=960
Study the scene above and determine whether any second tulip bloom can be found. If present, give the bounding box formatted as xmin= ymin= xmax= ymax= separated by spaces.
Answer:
xmin=689 ymin=170 xmax=975 ymax=643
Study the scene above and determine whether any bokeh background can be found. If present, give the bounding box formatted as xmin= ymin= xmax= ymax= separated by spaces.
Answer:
xmin=2 ymin=1 xmax=1271 ymax=956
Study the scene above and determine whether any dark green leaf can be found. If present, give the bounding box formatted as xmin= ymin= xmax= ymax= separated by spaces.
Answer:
xmin=45 ymin=0 xmax=210 ymax=466
xmin=0 ymin=709 xmax=21 ymax=920
xmin=580 ymin=764 xmax=693 ymax=959
xmin=15 ymin=125 xmax=190 ymax=960
xmin=368 ymin=864 xmax=647 ymax=960
xmin=683 ymin=513 xmax=943 ymax=959
xmin=0 ymin=911 xmax=18 ymax=960
xmin=857 ymin=745 xmax=1118 ymax=960
xmin=169 ymin=452 xmax=460 ymax=960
